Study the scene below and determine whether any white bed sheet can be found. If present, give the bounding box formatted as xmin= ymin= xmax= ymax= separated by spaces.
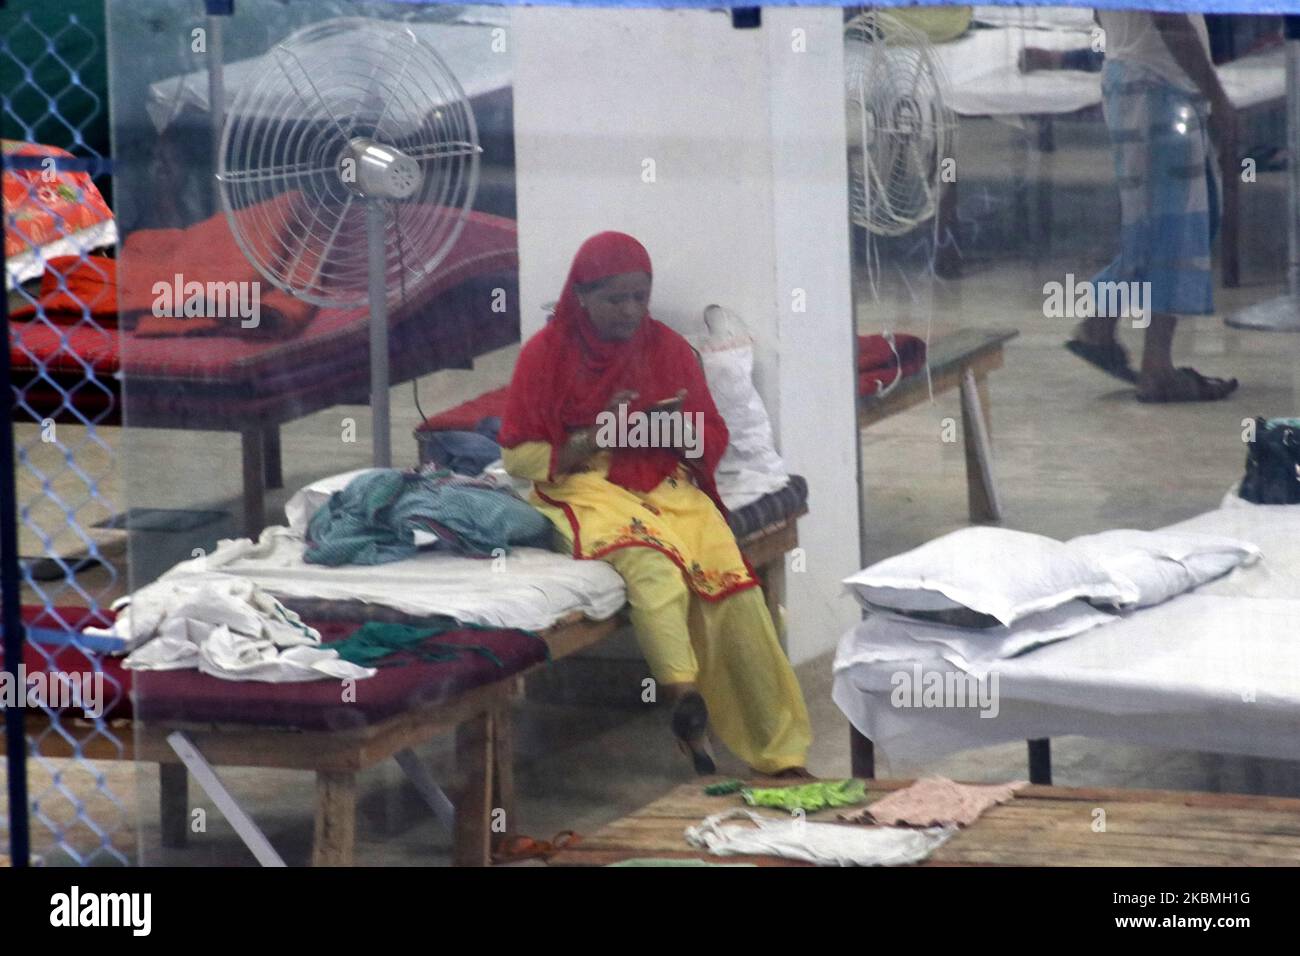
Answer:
xmin=833 ymin=501 xmax=1300 ymax=764
xmin=937 ymin=28 xmax=1284 ymax=118
xmin=160 ymin=525 xmax=627 ymax=633
xmin=146 ymin=20 xmax=511 ymax=134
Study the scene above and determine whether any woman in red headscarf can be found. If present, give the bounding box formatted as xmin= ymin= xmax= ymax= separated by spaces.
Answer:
xmin=500 ymin=232 xmax=811 ymax=776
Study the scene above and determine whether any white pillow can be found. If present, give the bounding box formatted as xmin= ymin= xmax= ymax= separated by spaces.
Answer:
xmin=844 ymin=526 xmax=1136 ymax=627
xmin=284 ymin=469 xmax=377 ymax=534
xmin=850 ymin=600 xmax=1117 ymax=677
xmin=1067 ymin=529 xmax=1261 ymax=609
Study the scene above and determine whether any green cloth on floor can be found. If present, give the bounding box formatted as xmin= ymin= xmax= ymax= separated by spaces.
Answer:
xmin=607 ymin=858 xmax=756 ymax=867
xmin=741 ymin=779 xmax=868 ymax=813
xmin=704 ymin=779 xmax=745 ymax=796
xmin=328 ymin=620 xmax=505 ymax=669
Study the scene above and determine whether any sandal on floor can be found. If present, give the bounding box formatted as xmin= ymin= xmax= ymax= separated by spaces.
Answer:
xmin=671 ymin=692 xmax=717 ymax=776
xmin=1136 ymin=367 xmax=1239 ymax=404
xmin=1065 ymin=339 xmax=1138 ymax=384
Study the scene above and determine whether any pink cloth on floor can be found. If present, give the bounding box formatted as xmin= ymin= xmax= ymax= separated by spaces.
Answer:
xmin=842 ymin=777 xmax=1029 ymax=828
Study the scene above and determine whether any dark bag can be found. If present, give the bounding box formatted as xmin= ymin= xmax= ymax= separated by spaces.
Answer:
xmin=1239 ymin=417 xmax=1300 ymax=504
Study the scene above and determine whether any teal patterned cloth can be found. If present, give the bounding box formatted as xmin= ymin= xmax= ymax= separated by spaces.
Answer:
xmin=305 ymin=468 xmax=551 ymax=566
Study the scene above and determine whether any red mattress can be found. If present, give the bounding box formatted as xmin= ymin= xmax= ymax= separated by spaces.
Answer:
xmin=4 ymin=606 xmax=547 ymax=731
xmin=9 ymin=210 xmax=519 ymax=388
xmin=414 ymin=385 xmax=509 ymax=433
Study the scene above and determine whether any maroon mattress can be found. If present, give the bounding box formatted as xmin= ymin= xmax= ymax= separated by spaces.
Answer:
xmin=5 ymin=606 xmax=547 ymax=731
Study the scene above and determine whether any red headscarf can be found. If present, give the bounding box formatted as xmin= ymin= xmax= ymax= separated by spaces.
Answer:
xmin=499 ymin=231 xmax=728 ymax=505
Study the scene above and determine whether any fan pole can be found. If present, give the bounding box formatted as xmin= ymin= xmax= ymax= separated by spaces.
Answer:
xmin=366 ymin=201 xmax=392 ymax=466
xmin=205 ymin=1 xmax=231 ymax=215
xmin=1225 ymin=21 xmax=1300 ymax=332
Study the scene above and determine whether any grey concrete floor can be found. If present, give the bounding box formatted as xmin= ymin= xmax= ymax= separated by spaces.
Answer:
xmin=9 ymin=115 xmax=1300 ymax=866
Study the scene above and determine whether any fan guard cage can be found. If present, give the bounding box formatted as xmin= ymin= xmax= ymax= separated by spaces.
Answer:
xmin=845 ymin=11 xmax=957 ymax=237
xmin=217 ymin=17 xmax=480 ymax=309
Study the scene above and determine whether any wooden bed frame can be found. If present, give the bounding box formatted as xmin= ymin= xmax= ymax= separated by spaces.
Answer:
xmin=859 ymin=328 xmax=1017 ymax=525
xmin=21 ymin=511 xmax=803 ymax=866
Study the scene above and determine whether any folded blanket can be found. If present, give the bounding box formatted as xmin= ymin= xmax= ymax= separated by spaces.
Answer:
xmin=10 ymin=254 xmax=118 ymax=322
xmin=858 ymin=332 xmax=927 ymax=397
xmin=305 ymin=468 xmax=553 ymax=566
xmin=118 ymin=192 xmax=316 ymax=340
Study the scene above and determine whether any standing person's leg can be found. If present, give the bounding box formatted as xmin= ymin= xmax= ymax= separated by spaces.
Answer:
xmin=1069 ymin=61 xmax=1236 ymax=400
xmin=1132 ymin=82 xmax=1236 ymax=402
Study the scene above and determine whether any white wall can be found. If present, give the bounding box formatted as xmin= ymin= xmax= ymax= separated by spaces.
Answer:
xmin=512 ymin=7 xmax=860 ymax=663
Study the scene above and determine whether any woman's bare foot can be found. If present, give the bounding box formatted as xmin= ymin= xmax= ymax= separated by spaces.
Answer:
xmin=1136 ymin=367 xmax=1238 ymax=403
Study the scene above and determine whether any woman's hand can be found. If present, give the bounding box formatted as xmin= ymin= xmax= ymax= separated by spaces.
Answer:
xmin=555 ymin=390 xmax=639 ymax=475
xmin=555 ymin=427 xmax=597 ymax=475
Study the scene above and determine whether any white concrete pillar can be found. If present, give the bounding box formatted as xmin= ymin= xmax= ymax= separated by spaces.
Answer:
xmin=512 ymin=7 xmax=861 ymax=663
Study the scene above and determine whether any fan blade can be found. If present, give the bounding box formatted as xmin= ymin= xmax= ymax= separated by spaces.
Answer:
xmin=283 ymin=194 xmax=354 ymax=295
xmin=271 ymin=43 xmax=352 ymax=143
xmin=402 ymin=141 xmax=482 ymax=161
xmin=370 ymin=27 xmax=421 ymax=146
xmin=218 ymin=162 xmax=337 ymax=186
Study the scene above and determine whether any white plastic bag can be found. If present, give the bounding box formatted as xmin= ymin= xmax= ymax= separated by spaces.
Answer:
xmin=691 ymin=305 xmax=789 ymax=508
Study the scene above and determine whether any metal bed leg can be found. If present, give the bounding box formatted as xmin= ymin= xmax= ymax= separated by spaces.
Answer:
xmin=850 ymin=725 xmax=876 ymax=779
xmin=240 ymin=428 xmax=266 ymax=539
xmin=262 ymin=425 xmax=283 ymax=490
xmin=960 ymin=368 xmax=1003 ymax=524
xmin=394 ymin=747 xmax=456 ymax=835
xmin=159 ymin=762 xmax=189 ymax=849
xmin=166 ymin=731 xmax=286 ymax=867
xmin=1028 ymin=738 xmax=1052 ymax=785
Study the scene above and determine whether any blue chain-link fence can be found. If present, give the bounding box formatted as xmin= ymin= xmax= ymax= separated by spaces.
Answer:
xmin=2 ymin=0 xmax=130 ymax=866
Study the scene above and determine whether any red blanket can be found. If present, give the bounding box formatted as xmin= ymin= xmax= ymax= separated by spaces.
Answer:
xmin=10 ymin=254 xmax=118 ymax=322
xmin=858 ymin=333 xmax=927 ymax=397
xmin=120 ymin=194 xmax=316 ymax=340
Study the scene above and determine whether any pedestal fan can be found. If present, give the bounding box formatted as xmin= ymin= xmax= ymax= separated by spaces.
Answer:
xmin=216 ymin=16 xmax=481 ymax=465
xmin=844 ymin=9 xmax=957 ymax=273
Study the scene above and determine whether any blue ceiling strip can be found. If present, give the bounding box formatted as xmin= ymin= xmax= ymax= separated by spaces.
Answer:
xmin=381 ymin=0 xmax=1300 ymax=13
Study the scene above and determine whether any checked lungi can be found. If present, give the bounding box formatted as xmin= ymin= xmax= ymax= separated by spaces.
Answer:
xmin=1091 ymin=59 xmax=1220 ymax=317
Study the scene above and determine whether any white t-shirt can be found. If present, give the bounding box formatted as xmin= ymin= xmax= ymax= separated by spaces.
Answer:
xmin=1098 ymin=11 xmax=1212 ymax=94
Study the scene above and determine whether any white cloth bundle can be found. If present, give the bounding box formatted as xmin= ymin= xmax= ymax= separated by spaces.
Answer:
xmin=89 ymin=577 xmax=375 ymax=684
xmin=685 ymin=808 xmax=954 ymax=867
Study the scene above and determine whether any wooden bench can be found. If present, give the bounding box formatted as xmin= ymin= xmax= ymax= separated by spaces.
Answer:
xmin=548 ymin=777 xmax=1300 ymax=866
xmin=21 ymin=512 xmax=802 ymax=867
xmin=859 ymin=328 xmax=1018 ymax=525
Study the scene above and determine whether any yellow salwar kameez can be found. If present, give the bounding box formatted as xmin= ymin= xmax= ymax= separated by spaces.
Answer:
xmin=502 ymin=443 xmax=811 ymax=773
